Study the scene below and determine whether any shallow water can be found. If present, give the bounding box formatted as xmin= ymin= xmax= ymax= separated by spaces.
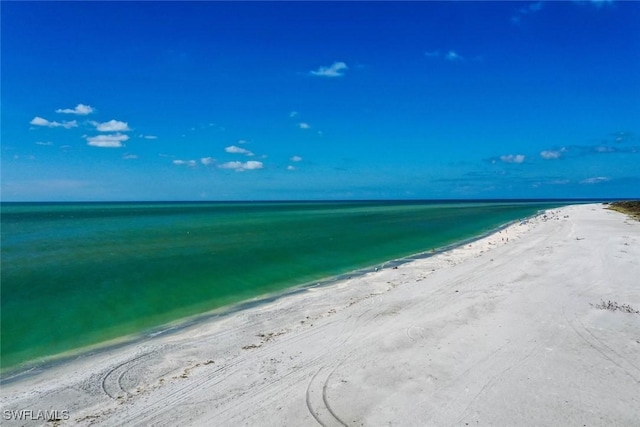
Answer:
xmin=1 ymin=200 xmax=564 ymax=370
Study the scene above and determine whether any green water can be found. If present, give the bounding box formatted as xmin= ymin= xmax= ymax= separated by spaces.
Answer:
xmin=1 ymin=200 xmax=563 ymax=371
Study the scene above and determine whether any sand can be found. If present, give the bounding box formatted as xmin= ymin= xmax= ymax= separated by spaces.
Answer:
xmin=1 ymin=203 xmax=639 ymax=426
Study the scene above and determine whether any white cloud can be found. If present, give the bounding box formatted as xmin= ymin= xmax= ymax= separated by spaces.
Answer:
xmin=123 ymin=154 xmax=138 ymax=160
xmin=201 ymin=157 xmax=215 ymax=165
xmin=35 ymin=141 xmax=53 ymax=146
xmin=237 ymin=139 xmax=249 ymax=144
xmin=298 ymin=122 xmax=310 ymax=129
xmin=30 ymin=116 xmax=78 ymax=129
xmin=86 ymin=133 xmax=129 ymax=148
xmin=93 ymin=120 xmax=131 ymax=132
xmin=139 ymin=134 xmax=158 ymax=140
xmin=219 ymin=161 xmax=243 ymax=170
xmin=225 ymin=145 xmax=254 ymax=156
xmin=500 ymin=154 xmax=525 ymax=164
xmin=30 ymin=117 xmax=51 ymax=126
xmin=580 ymin=176 xmax=610 ymax=184
xmin=218 ymin=160 xmax=264 ymax=171
xmin=287 ymin=165 xmax=296 ymax=171
xmin=173 ymin=159 xmax=197 ymax=167
xmin=243 ymin=161 xmax=263 ymax=170
xmin=290 ymin=155 xmax=302 ymax=162
xmin=540 ymin=150 xmax=562 ymax=159
xmin=55 ymin=104 xmax=94 ymax=115
xmin=310 ymin=62 xmax=348 ymax=77
xmin=445 ymin=50 xmax=463 ymax=61
xmin=59 ymin=120 xmax=79 ymax=129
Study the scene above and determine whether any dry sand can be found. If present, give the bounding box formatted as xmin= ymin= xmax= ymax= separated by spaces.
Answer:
xmin=1 ymin=203 xmax=639 ymax=426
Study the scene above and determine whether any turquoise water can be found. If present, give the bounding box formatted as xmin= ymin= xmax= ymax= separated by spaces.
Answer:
xmin=1 ymin=201 xmax=564 ymax=371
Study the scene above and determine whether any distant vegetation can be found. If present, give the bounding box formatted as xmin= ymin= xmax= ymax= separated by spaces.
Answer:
xmin=605 ymin=201 xmax=640 ymax=220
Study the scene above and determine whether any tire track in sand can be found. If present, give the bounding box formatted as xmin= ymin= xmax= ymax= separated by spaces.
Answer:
xmin=101 ymin=306 xmax=375 ymax=426
xmin=306 ymin=362 xmax=349 ymax=427
xmin=101 ymin=352 xmax=153 ymax=400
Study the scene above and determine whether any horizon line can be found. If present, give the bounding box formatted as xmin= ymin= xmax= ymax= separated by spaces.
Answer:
xmin=2 ymin=197 xmax=636 ymax=205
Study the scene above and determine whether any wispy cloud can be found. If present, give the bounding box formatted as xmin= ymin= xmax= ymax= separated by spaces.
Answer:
xmin=286 ymin=155 xmax=303 ymax=172
xmin=511 ymin=2 xmax=544 ymax=24
xmin=580 ymin=176 xmax=610 ymax=184
xmin=425 ymin=50 xmax=465 ymax=62
xmin=200 ymin=157 xmax=215 ymax=165
xmin=572 ymin=143 xmax=638 ymax=157
xmin=225 ymin=145 xmax=254 ymax=156
xmin=30 ymin=116 xmax=78 ymax=129
xmin=289 ymin=111 xmax=299 ymax=118
xmin=173 ymin=159 xmax=197 ymax=167
xmin=594 ymin=145 xmax=615 ymax=153
xmin=533 ymin=133 xmax=639 ymax=161
xmin=310 ymin=62 xmax=348 ymax=77
xmin=548 ymin=179 xmax=571 ymax=185
xmin=92 ymin=120 xmax=131 ymax=132
xmin=86 ymin=133 xmax=129 ymax=148
xmin=540 ymin=149 xmax=563 ymax=159
xmin=139 ymin=134 xmax=158 ymax=140
xmin=13 ymin=154 xmax=36 ymax=161
xmin=612 ymin=131 xmax=633 ymax=143
xmin=445 ymin=50 xmax=464 ymax=61
xmin=298 ymin=122 xmax=310 ymax=130
xmin=500 ymin=154 xmax=526 ymax=164
xmin=35 ymin=141 xmax=54 ymax=146
xmin=123 ymin=154 xmax=138 ymax=160
xmin=55 ymin=104 xmax=94 ymax=115
xmin=218 ymin=160 xmax=264 ymax=171
xmin=575 ymin=0 xmax=614 ymax=8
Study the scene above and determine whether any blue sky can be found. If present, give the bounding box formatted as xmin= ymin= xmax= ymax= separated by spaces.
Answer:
xmin=2 ymin=1 xmax=638 ymax=201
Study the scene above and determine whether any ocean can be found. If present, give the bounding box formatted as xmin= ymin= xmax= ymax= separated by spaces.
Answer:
xmin=0 ymin=200 xmax=566 ymax=372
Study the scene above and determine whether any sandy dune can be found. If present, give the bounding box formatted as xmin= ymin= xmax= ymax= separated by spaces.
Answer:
xmin=2 ymin=203 xmax=639 ymax=426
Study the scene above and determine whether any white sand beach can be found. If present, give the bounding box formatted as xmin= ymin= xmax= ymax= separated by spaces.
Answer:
xmin=1 ymin=203 xmax=639 ymax=426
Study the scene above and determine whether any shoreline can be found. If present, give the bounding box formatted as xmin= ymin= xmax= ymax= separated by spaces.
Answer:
xmin=2 ymin=203 xmax=638 ymax=426
xmin=1 ymin=200 xmax=562 ymax=375
xmin=0 ymin=206 xmax=552 ymax=382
